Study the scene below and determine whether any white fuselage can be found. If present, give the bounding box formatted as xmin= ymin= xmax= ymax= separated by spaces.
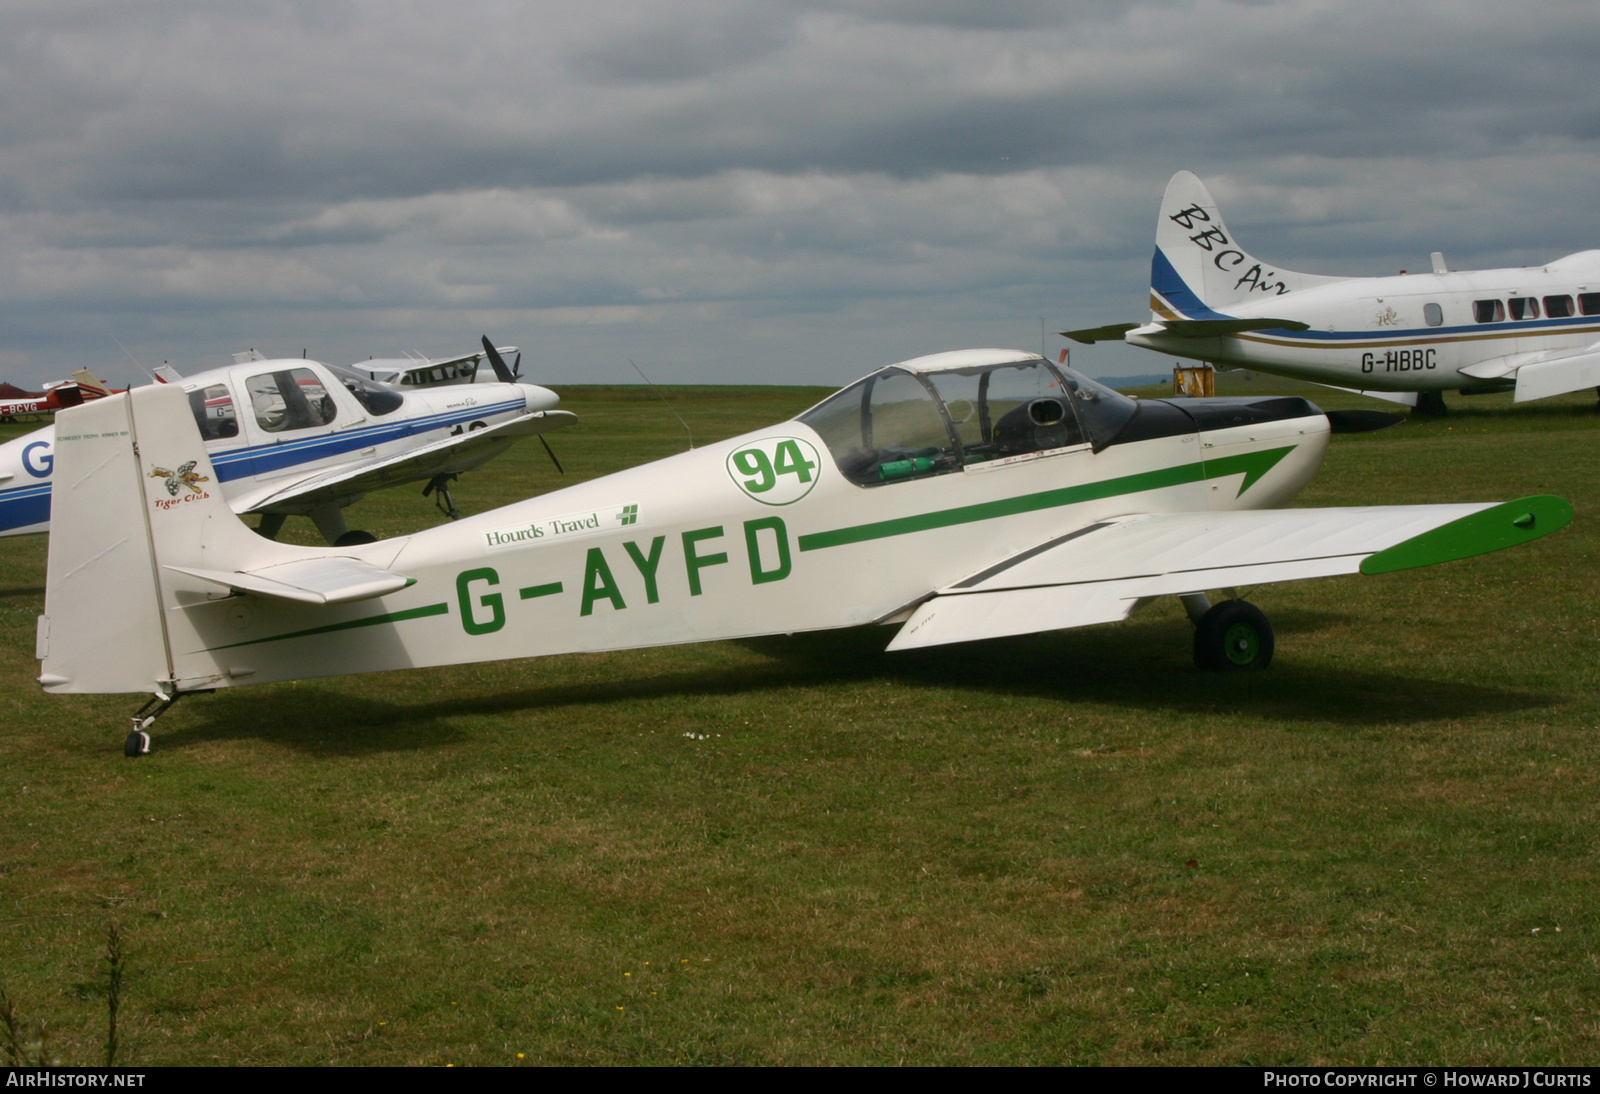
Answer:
xmin=1131 ymin=251 xmax=1600 ymax=392
xmin=142 ymin=393 xmax=1329 ymax=693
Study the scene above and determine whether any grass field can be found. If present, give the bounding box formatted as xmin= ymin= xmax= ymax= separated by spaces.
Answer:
xmin=1 ymin=379 xmax=1597 ymax=1065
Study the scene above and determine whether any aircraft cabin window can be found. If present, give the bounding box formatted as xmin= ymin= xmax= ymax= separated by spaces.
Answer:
xmin=799 ymin=357 xmax=1137 ymax=486
xmin=923 ymin=360 xmax=1087 ymax=467
xmin=246 ymin=368 xmax=339 ymax=434
xmin=1544 ymin=295 xmax=1575 ymax=319
xmin=800 ymin=368 xmax=957 ymax=485
xmin=328 ymin=364 xmax=403 ymax=416
xmin=187 ymin=384 xmax=239 ymax=440
xmin=1581 ymin=293 xmax=1600 ymax=316
xmin=1508 ymin=297 xmax=1540 ymax=321
xmin=1423 ymin=303 xmax=1443 ymax=327
xmin=1473 ymin=299 xmax=1505 ymax=324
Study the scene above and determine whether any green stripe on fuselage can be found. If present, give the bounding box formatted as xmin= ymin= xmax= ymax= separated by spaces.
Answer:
xmin=207 ymin=602 xmax=451 ymax=651
xmin=797 ymin=446 xmax=1295 ymax=552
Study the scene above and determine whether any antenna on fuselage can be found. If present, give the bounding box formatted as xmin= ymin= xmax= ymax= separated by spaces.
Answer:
xmin=111 ymin=336 xmax=144 ymax=376
xmin=628 ymin=358 xmax=694 ymax=451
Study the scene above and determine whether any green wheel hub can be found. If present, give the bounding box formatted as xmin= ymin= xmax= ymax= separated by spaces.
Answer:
xmin=1193 ymin=599 xmax=1275 ymax=672
xmin=1223 ymin=622 xmax=1261 ymax=665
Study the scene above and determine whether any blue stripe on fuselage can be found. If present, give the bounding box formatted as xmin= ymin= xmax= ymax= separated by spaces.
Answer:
xmin=0 ymin=481 xmax=54 ymax=532
xmin=0 ymin=397 xmax=528 ymax=531
xmin=1252 ymin=315 xmax=1600 ymax=344
xmin=208 ymin=399 xmax=525 ymax=482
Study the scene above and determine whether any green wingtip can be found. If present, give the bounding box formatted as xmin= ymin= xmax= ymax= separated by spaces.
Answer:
xmin=1360 ymin=496 xmax=1573 ymax=576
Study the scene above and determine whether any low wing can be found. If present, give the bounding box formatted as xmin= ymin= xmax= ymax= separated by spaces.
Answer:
xmin=888 ymin=498 xmax=1569 ymax=651
xmin=234 ymin=409 xmax=577 ymax=514
xmin=1457 ymin=338 xmax=1600 ymax=402
xmin=1513 ymin=341 xmax=1600 ymax=402
xmin=167 ymin=556 xmax=410 ymax=605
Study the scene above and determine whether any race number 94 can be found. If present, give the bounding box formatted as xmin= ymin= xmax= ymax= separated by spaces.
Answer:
xmin=726 ymin=436 xmax=820 ymax=505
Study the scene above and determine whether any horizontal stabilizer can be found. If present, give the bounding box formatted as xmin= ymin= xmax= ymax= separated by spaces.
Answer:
xmin=889 ymin=498 xmax=1567 ymax=651
xmin=1150 ymin=317 xmax=1311 ymax=339
xmin=167 ymin=557 xmax=412 ymax=605
xmin=1061 ymin=323 xmax=1139 ymax=345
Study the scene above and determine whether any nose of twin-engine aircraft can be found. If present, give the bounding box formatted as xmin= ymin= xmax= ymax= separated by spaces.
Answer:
xmin=519 ymin=382 xmax=561 ymax=414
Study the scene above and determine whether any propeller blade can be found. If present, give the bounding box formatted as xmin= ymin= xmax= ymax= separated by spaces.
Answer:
xmin=512 ymin=351 xmax=522 ymax=380
xmin=1326 ymin=408 xmax=1405 ymax=434
xmin=481 ymin=336 xmax=515 ymax=384
xmin=538 ymin=434 xmax=564 ymax=475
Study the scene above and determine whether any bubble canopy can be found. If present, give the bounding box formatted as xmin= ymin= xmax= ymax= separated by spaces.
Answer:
xmin=798 ymin=350 xmax=1137 ymax=486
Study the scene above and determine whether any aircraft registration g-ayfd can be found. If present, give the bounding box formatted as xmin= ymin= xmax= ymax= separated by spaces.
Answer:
xmin=1066 ymin=171 xmax=1600 ymax=412
xmin=0 ymin=343 xmax=573 ymax=544
xmin=37 ymin=349 xmax=1568 ymax=756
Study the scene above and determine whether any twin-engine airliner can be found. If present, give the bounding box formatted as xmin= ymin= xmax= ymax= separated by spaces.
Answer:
xmin=1066 ymin=171 xmax=1600 ymax=413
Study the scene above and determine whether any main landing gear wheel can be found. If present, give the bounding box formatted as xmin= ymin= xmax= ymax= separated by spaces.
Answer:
xmin=333 ymin=530 xmax=378 ymax=546
xmin=1193 ymin=600 xmax=1274 ymax=672
xmin=124 ymin=730 xmax=150 ymax=757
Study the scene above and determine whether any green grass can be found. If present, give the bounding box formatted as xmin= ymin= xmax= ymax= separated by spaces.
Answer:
xmin=2 ymin=382 xmax=1598 ymax=1065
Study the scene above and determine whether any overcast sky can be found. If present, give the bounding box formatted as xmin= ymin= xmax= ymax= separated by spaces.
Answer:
xmin=2 ymin=0 xmax=1597 ymax=388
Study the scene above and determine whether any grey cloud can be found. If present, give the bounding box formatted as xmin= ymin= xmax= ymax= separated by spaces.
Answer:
xmin=1 ymin=0 xmax=1599 ymax=386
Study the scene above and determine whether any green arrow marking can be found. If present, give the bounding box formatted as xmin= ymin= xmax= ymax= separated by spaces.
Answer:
xmin=798 ymin=446 xmax=1295 ymax=552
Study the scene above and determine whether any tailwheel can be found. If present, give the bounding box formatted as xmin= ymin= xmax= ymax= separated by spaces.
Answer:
xmin=1193 ymin=600 xmax=1274 ymax=672
xmin=124 ymin=692 xmax=189 ymax=757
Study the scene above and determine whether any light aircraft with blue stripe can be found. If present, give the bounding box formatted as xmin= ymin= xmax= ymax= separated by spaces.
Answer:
xmin=0 ymin=339 xmax=574 ymax=544
xmin=1066 ymin=171 xmax=1600 ymax=414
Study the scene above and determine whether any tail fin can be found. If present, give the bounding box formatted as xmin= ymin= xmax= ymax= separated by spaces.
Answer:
xmin=38 ymin=391 xmax=172 ymax=695
xmin=1151 ymin=171 xmax=1342 ymax=319
xmin=71 ymin=368 xmax=114 ymax=400
xmin=39 ymin=384 xmax=359 ymax=696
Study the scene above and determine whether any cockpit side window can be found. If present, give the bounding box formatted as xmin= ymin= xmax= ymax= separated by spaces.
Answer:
xmin=799 ymin=357 xmax=1142 ymax=485
xmin=246 ymin=368 xmax=339 ymax=433
xmin=327 ymin=364 xmax=404 ymax=416
xmin=798 ymin=368 xmax=960 ymax=485
xmin=923 ymin=361 xmax=1086 ymax=465
xmin=187 ymin=383 xmax=239 ymax=440
xmin=1052 ymin=367 xmax=1140 ymax=450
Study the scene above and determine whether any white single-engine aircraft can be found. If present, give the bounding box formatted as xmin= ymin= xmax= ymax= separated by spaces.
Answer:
xmin=0 ymin=340 xmax=573 ymax=544
xmin=1066 ymin=171 xmax=1600 ymax=413
xmin=357 ymin=344 xmax=521 ymax=389
xmin=36 ymin=348 xmax=1567 ymax=756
